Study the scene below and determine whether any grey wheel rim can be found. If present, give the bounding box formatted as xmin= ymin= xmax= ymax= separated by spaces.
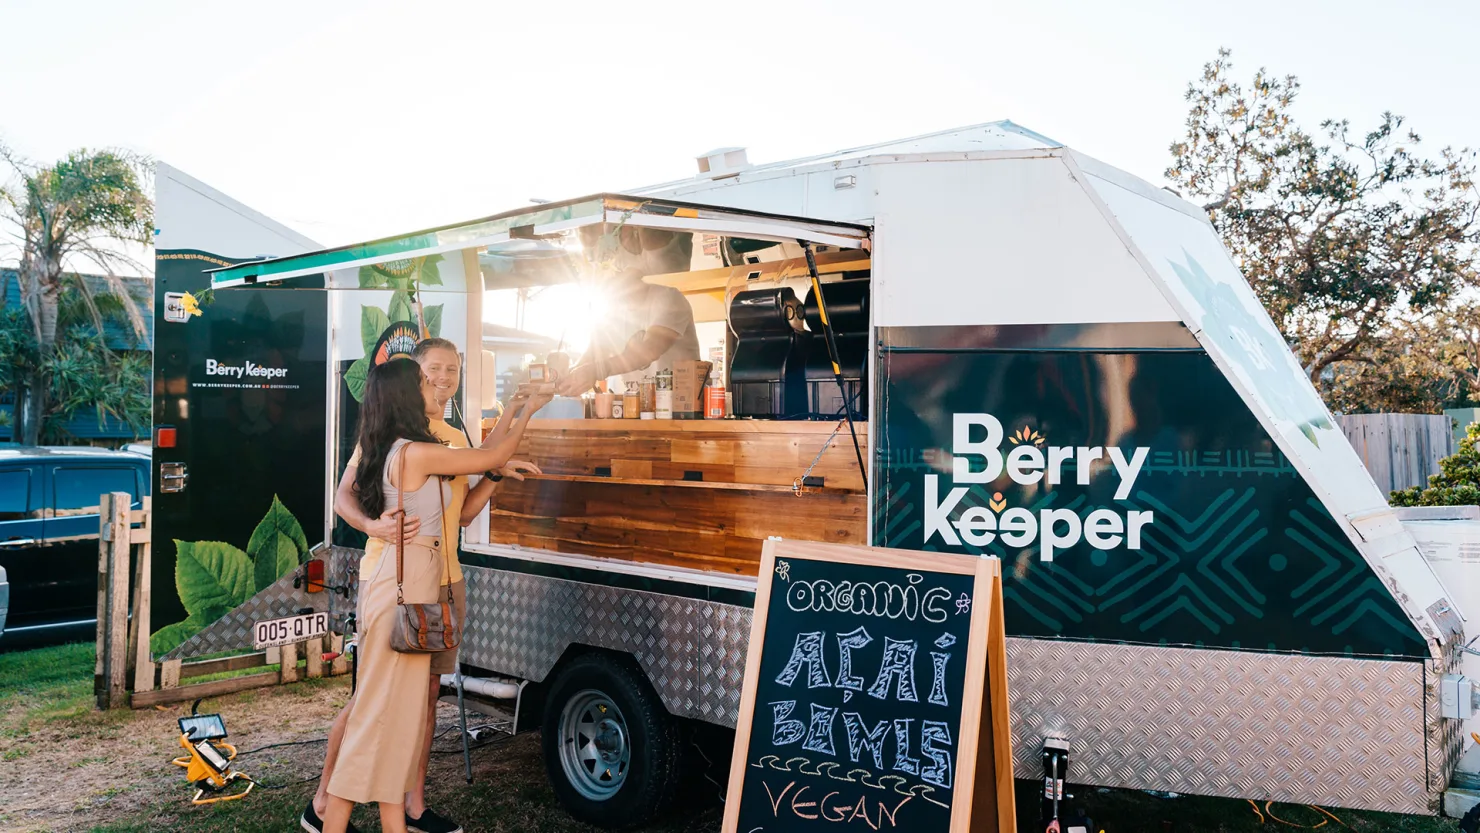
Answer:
xmin=558 ymin=688 xmax=631 ymax=801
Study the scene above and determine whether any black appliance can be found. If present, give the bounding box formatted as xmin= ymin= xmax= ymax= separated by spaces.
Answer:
xmin=802 ymin=279 xmax=869 ymax=420
xmin=728 ymin=287 xmax=808 ymax=419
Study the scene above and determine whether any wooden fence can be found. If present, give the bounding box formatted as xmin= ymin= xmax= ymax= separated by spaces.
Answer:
xmin=1334 ymin=413 xmax=1454 ymax=495
xmin=94 ymin=492 xmax=348 ymax=710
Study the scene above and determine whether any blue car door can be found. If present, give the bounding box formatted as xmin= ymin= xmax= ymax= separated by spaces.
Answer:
xmin=0 ymin=463 xmax=49 ymax=629
xmin=42 ymin=464 xmax=144 ymax=623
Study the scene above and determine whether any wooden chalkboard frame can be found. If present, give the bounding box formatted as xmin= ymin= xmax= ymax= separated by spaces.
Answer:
xmin=723 ymin=540 xmax=1014 ymax=833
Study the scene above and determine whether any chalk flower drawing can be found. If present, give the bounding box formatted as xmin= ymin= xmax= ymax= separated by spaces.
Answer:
xmin=776 ymin=560 xmax=791 ymax=581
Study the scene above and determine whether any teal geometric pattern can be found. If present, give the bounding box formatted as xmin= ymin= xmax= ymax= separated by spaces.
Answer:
xmin=874 ymin=347 xmax=1427 ymax=659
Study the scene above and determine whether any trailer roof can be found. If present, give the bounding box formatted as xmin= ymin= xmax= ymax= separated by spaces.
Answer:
xmin=207 ymin=193 xmax=871 ymax=288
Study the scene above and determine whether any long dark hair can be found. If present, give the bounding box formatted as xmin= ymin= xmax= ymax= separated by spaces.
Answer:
xmin=354 ymin=358 xmax=440 ymax=518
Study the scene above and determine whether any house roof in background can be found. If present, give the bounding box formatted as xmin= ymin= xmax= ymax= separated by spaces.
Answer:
xmin=0 ymin=268 xmax=153 ymax=351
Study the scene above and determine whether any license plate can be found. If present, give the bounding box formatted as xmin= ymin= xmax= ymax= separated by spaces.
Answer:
xmin=253 ymin=612 xmax=330 ymax=649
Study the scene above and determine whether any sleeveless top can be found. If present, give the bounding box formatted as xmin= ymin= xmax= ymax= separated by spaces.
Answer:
xmin=383 ymin=438 xmax=449 ymax=533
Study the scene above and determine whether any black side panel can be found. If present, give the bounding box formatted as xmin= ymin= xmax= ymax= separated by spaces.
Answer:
xmin=873 ymin=325 xmax=1427 ymax=659
xmin=151 ymin=251 xmax=327 ymax=635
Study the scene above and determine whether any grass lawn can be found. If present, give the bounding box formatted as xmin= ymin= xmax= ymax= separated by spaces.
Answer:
xmin=0 ymin=642 xmax=1463 ymax=832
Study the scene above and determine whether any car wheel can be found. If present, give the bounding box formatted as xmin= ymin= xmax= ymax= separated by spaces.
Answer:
xmin=541 ymin=652 xmax=680 ymax=829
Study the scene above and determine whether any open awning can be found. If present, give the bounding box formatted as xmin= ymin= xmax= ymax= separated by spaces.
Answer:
xmin=207 ymin=193 xmax=872 ymax=288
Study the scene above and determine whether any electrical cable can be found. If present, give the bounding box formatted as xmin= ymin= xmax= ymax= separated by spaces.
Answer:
xmin=1247 ymin=801 xmax=1349 ymax=829
xmin=690 ymin=738 xmax=727 ymax=805
xmin=234 ymin=721 xmax=501 ymax=761
xmin=234 ymin=738 xmax=327 ymax=757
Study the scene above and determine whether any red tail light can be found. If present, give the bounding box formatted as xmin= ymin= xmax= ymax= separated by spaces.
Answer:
xmin=305 ymin=559 xmax=325 ymax=593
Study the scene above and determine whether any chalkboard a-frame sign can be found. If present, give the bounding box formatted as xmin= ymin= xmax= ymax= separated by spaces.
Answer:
xmin=723 ymin=540 xmax=1013 ymax=833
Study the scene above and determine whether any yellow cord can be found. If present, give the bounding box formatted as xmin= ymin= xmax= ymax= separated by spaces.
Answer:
xmin=1250 ymin=801 xmax=1349 ymax=829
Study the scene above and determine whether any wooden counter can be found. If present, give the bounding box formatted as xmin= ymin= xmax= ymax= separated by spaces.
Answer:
xmin=488 ymin=419 xmax=869 ymax=576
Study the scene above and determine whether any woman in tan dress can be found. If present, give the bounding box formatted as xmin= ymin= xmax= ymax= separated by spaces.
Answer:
xmin=321 ymin=358 xmax=548 ymax=833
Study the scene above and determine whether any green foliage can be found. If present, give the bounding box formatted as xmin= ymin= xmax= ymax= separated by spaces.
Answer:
xmin=0 ymin=285 xmax=149 ymax=441
xmin=174 ymin=540 xmax=254 ymax=615
xmin=247 ymin=495 xmax=311 ymax=592
xmin=361 ymin=305 xmax=391 ymax=354
xmin=388 ymin=289 xmax=415 ymax=324
xmin=149 ymin=498 xmax=311 ymax=655
xmin=1168 ymin=49 xmax=1480 ymax=411
xmin=355 ymin=253 xmax=443 ymax=289
xmin=1391 ymin=421 xmax=1480 ymax=506
xmin=344 ymin=356 xmax=371 ymax=401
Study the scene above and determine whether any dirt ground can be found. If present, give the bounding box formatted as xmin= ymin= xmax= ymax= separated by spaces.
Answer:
xmin=0 ymin=643 xmax=1463 ymax=833
xmin=0 ymin=644 xmax=723 ymax=833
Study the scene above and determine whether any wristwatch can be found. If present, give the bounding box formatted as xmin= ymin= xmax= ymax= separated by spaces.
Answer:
xmin=484 ymin=471 xmax=504 ymax=482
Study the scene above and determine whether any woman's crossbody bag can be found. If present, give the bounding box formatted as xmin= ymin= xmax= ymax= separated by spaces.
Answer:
xmin=388 ymin=445 xmax=460 ymax=654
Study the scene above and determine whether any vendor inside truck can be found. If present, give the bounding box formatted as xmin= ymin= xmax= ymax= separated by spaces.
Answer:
xmin=557 ymin=226 xmax=699 ymax=396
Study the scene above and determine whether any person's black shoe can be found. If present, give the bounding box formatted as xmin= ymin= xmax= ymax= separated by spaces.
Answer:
xmin=301 ymin=799 xmax=362 ymax=833
xmin=407 ymin=806 xmax=464 ymax=833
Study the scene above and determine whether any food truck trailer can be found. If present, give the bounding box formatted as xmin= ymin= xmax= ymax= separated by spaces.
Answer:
xmin=151 ymin=122 xmax=1479 ymax=826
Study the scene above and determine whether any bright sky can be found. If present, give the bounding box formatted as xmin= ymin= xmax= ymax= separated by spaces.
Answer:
xmin=2 ymin=0 xmax=1477 ymax=252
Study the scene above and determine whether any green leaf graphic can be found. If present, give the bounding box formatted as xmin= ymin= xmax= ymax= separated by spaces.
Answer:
xmin=420 ymin=254 xmax=444 ymax=286
xmin=362 ymin=305 xmax=392 ymax=355
xmin=175 ymin=540 xmax=253 ymax=616
xmin=247 ymin=495 xmax=310 ymax=560
xmin=255 ymin=533 xmax=300 ymax=593
xmin=424 ymin=304 xmax=444 ymax=338
xmin=389 ymin=290 xmax=415 ymax=324
xmin=150 ymin=606 xmax=230 ymax=656
xmin=358 ymin=265 xmax=387 ymax=289
xmin=345 ymin=356 xmax=371 ymax=402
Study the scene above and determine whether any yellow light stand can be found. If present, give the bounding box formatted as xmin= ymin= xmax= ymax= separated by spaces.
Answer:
xmin=171 ymin=732 xmax=254 ymax=805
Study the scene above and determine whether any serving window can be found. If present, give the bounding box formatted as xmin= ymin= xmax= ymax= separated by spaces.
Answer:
xmin=474 ymin=215 xmax=873 ymax=578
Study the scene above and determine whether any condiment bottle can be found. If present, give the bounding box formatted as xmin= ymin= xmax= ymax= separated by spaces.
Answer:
xmin=623 ymin=381 xmax=640 ymax=419
xmin=704 ymin=370 xmax=726 ymax=419
xmin=639 ymin=375 xmax=657 ymax=420
xmin=655 ymin=368 xmax=673 ymax=420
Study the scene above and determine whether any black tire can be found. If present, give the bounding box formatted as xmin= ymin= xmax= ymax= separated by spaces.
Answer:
xmin=541 ymin=652 xmax=681 ymax=830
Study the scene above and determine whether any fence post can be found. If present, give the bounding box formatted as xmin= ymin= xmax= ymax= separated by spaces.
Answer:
xmin=94 ymin=492 xmax=132 ymax=710
xmin=127 ymin=497 xmax=154 ymax=695
xmin=280 ymin=641 xmax=301 ymax=684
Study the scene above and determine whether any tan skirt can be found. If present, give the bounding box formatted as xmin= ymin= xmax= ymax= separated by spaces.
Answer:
xmin=327 ymin=536 xmax=443 ymax=805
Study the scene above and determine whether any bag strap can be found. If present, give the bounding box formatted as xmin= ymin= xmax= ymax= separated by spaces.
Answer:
xmin=395 ymin=442 xmax=407 ymax=605
xmin=437 ymin=466 xmax=452 ymax=603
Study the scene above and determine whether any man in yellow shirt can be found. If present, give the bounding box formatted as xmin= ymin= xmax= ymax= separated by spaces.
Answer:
xmin=304 ymin=338 xmax=536 ymax=833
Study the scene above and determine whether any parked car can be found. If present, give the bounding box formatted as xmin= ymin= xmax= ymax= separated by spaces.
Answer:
xmin=0 ymin=447 xmax=150 ymax=650
xmin=122 ymin=442 xmax=151 ymax=457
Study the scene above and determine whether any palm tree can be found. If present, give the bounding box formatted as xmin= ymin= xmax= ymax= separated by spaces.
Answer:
xmin=0 ymin=144 xmax=153 ymax=446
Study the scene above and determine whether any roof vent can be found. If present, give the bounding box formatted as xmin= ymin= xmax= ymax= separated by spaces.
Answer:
xmin=696 ymin=147 xmax=750 ymax=179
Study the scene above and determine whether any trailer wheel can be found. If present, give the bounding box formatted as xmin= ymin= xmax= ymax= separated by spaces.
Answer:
xmin=541 ymin=653 xmax=680 ymax=829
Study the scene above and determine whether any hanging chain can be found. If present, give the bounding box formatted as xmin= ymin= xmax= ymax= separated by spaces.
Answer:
xmin=793 ymin=418 xmax=848 ymax=496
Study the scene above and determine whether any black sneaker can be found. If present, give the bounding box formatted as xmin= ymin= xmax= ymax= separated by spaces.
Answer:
xmin=301 ymin=799 xmax=362 ymax=833
xmin=407 ymin=807 xmax=464 ymax=833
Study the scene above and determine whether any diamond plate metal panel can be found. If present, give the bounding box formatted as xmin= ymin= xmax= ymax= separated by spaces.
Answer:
xmin=1429 ymin=638 xmax=1466 ymax=795
xmin=1005 ymin=638 xmax=1434 ymax=815
xmin=461 ymin=567 xmax=751 ymax=723
xmin=162 ymin=547 xmax=361 ymax=660
xmin=460 ymin=565 xmax=1444 ymax=815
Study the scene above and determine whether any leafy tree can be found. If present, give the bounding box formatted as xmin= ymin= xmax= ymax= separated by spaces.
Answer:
xmin=0 ymin=144 xmax=152 ymax=445
xmin=1322 ymin=315 xmax=1461 ymax=413
xmin=0 ymin=283 xmax=149 ymax=442
xmin=1167 ymin=49 xmax=1480 ymax=404
xmin=1391 ymin=421 xmax=1480 ymax=507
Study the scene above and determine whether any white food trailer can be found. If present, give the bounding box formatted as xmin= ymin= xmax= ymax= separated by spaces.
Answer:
xmin=153 ymin=122 xmax=1478 ymax=826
